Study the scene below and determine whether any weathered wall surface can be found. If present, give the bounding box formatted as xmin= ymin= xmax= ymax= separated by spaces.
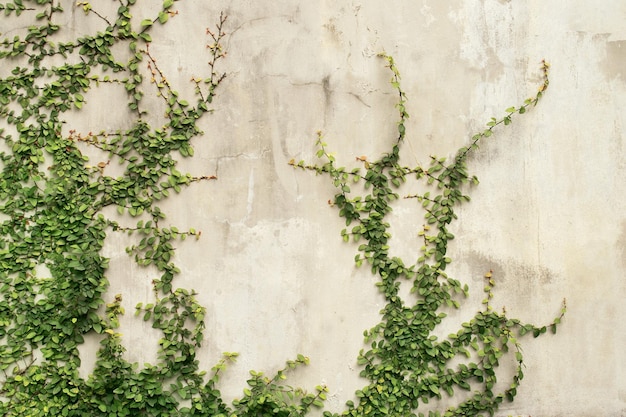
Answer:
xmin=33 ymin=1 xmax=626 ymax=416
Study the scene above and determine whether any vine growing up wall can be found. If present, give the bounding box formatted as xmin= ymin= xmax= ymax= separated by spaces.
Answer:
xmin=291 ymin=54 xmax=565 ymax=417
xmin=0 ymin=1 xmax=325 ymax=416
xmin=0 ymin=1 xmax=563 ymax=416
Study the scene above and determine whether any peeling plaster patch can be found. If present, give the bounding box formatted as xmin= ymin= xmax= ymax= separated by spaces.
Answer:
xmin=420 ymin=4 xmax=436 ymax=28
xmin=448 ymin=2 xmax=490 ymax=69
xmin=604 ymin=40 xmax=626 ymax=82
xmin=447 ymin=0 xmax=513 ymax=76
xmin=565 ymin=2 xmax=626 ymax=41
xmin=362 ymin=26 xmax=379 ymax=59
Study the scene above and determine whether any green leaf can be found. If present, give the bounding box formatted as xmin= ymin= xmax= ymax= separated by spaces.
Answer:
xmin=140 ymin=19 xmax=153 ymax=27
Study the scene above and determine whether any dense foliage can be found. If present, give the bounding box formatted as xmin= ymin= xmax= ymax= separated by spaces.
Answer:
xmin=292 ymin=55 xmax=564 ymax=417
xmin=0 ymin=1 xmax=563 ymax=416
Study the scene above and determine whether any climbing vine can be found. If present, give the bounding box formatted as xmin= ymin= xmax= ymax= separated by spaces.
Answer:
xmin=0 ymin=1 xmax=564 ymax=417
xmin=0 ymin=1 xmax=325 ymax=416
xmin=291 ymin=54 xmax=565 ymax=417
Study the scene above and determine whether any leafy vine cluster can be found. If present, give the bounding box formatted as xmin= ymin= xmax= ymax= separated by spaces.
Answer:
xmin=0 ymin=1 xmax=564 ymax=417
xmin=290 ymin=55 xmax=565 ymax=417
xmin=0 ymin=1 xmax=325 ymax=416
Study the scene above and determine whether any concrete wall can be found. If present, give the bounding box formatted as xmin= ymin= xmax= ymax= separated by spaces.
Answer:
xmin=63 ymin=1 xmax=625 ymax=416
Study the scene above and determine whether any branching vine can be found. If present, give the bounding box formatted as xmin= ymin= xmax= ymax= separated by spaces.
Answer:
xmin=0 ymin=1 xmax=322 ymax=416
xmin=291 ymin=54 xmax=564 ymax=417
xmin=1 ymin=1 xmax=563 ymax=416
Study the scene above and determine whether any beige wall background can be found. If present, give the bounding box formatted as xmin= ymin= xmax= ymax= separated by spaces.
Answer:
xmin=54 ymin=1 xmax=626 ymax=416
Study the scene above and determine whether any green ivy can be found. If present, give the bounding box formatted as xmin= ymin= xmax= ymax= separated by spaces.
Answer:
xmin=1 ymin=2 xmax=563 ymax=416
xmin=0 ymin=1 xmax=321 ymax=416
xmin=291 ymin=54 xmax=565 ymax=417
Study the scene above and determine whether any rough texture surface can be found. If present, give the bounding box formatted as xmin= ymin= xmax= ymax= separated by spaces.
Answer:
xmin=61 ymin=1 xmax=625 ymax=416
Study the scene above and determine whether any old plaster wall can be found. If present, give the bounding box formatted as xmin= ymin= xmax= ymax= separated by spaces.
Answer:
xmin=65 ymin=1 xmax=625 ymax=416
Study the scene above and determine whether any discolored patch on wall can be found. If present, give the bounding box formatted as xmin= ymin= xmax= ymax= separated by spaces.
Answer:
xmin=323 ymin=18 xmax=343 ymax=46
xmin=617 ymin=220 xmax=626 ymax=268
xmin=462 ymin=249 xmax=555 ymax=284
xmin=604 ymin=40 xmax=626 ymax=82
xmin=458 ymin=249 xmax=558 ymax=312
